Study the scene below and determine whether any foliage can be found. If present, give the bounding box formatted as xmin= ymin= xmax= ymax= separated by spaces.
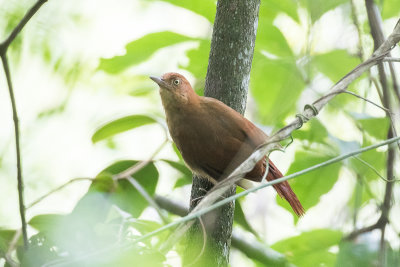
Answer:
xmin=1 ymin=0 xmax=399 ymax=266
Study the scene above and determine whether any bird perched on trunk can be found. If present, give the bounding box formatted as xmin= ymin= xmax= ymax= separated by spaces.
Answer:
xmin=151 ymin=72 xmax=304 ymax=216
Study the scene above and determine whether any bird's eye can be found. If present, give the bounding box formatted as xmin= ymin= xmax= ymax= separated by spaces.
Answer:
xmin=173 ymin=79 xmax=180 ymax=85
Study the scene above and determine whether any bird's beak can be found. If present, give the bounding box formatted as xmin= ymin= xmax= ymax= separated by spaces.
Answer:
xmin=150 ymin=76 xmax=167 ymax=88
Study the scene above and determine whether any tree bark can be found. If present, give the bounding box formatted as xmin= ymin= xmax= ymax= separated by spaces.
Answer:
xmin=184 ymin=1 xmax=260 ymax=266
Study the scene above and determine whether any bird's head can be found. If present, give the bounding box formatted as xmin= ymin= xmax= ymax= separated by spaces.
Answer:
xmin=150 ymin=72 xmax=196 ymax=105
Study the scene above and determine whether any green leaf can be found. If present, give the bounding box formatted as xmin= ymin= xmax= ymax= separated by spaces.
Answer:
xmin=255 ymin=21 xmax=294 ymax=58
xmin=29 ymin=214 xmax=66 ymax=233
xmin=300 ymin=0 xmax=348 ymax=23
xmin=92 ymin=115 xmax=157 ymax=143
xmin=277 ymin=150 xmax=341 ymax=220
xmin=349 ymin=148 xmax=386 ymax=182
xmin=313 ymin=50 xmax=360 ymax=82
xmin=146 ymin=0 xmax=216 ymax=22
xmin=181 ymin=40 xmax=210 ymax=80
xmin=20 ymin=233 xmax=58 ymax=267
xmin=293 ymin=119 xmax=329 ymax=144
xmin=336 ymin=241 xmax=378 ymax=267
xmin=161 ymin=159 xmax=192 ymax=188
xmin=99 ymin=160 xmax=160 ymax=217
xmin=99 ymin=31 xmax=195 ymax=74
xmin=272 ymin=229 xmax=342 ymax=267
xmin=350 ymin=113 xmax=390 ymax=140
xmin=234 ymin=200 xmax=258 ymax=237
xmin=260 ymin=0 xmax=299 ymax=22
xmin=172 ymin=142 xmax=184 ymax=161
xmin=251 ymin=55 xmax=305 ymax=127
xmin=0 ymin=229 xmax=17 ymax=256
xmin=382 ymin=0 xmax=400 ymax=19
xmin=161 ymin=160 xmax=191 ymax=177
xmin=129 ymin=218 xmax=163 ymax=235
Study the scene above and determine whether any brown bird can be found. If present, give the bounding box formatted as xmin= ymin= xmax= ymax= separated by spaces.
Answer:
xmin=151 ymin=72 xmax=304 ymax=216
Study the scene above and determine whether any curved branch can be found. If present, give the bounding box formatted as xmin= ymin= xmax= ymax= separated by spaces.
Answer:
xmin=1 ymin=53 xmax=28 ymax=249
xmin=0 ymin=0 xmax=49 ymax=53
xmin=154 ymin=195 xmax=293 ymax=267
xmin=0 ymin=0 xmax=51 ymax=250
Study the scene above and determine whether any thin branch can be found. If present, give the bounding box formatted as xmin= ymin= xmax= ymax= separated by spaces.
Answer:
xmin=55 ymin=136 xmax=400 ymax=266
xmin=0 ymin=0 xmax=49 ymax=53
xmin=0 ymin=0 xmax=51 ymax=251
xmin=343 ymin=90 xmax=391 ymax=113
xmin=126 ymin=176 xmax=169 ymax=224
xmin=114 ymin=138 xmax=169 ymax=180
xmin=138 ymin=137 xmax=400 ymax=253
xmin=345 ymin=221 xmax=381 ymax=240
xmin=365 ymin=2 xmax=399 ymax=262
xmin=1 ymin=53 xmax=28 ymax=249
xmin=353 ymin=156 xmax=400 ymax=183
xmin=5 ymin=229 xmax=21 ymax=267
xmin=28 ymin=139 xmax=170 ymax=210
xmin=154 ymin=20 xmax=400 ymax=252
xmin=42 ymin=16 xmax=400 ymax=267
xmin=383 ymin=57 xmax=400 ymax=62
xmin=154 ymin=196 xmax=293 ymax=267
xmin=26 ymin=177 xmax=94 ymax=209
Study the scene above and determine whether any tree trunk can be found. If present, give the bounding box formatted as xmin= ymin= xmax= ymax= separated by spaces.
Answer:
xmin=184 ymin=0 xmax=260 ymax=266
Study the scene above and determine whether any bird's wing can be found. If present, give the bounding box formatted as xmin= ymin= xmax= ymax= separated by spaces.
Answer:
xmin=193 ymin=97 xmax=267 ymax=180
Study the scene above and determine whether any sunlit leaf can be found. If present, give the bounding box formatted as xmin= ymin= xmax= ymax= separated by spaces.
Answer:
xmin=234 ymin=200 xmax=258 ymax=237
xmin=272 ymin=229 xmax=342 ymax=267
xmin=110 ymin=246 xmax=165 ymax=267
xmin=256 ymin=21 xmax=294 ymax=58
xmin=382 ymin=0 xmax=400 ymax=19
xmin=20 ymin=232 xmax=58 ymax=267
xmin=29 ymin=214 xmax=66 ymax=233
xmin=181 ymin=40 xmax=210 ymax=80
xmin=350 ymin=113 xmax=390 ymax=140
xmin=92 ymin=115 xmax=157 ymax=143
xmin=0 ymin=229 xmax=17 ymax=256
xmin=98 ymin=160 xmax=160 ymax=217
xmin=260 ymin=0 xmax=299 ymax=23
xmin=313 ymin=50 xmax=360 ymax=82
xmin=129 ymin=218 xmax=163 ymax=234
xmin=161 ymin=159 xmax=192 ymax=188
xmin=251 ymin=54 xmax=305 ymax=127
xmin=99 ymin=31 xmax=196 ymax=74
xmin=349 ymin=148 xmax=386 ymax=182
xmin=277 ymin=150 xmax=341 ymax=221
xmin=146 ymin=0 xmax=216 ymax=22
xmin=293 ymin=119 xmax=329 ymax=144
xmin=300 ymin=0 xmax=348 ymax=23
xmin=336 ymin=241 xmax=378 ymax=267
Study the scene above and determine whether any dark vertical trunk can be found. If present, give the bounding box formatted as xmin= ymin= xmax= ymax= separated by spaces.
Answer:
xmin=184 ymin=0 xmax=260 ymax=266
xmin=365 ymin=0 xmax=397 ymax=265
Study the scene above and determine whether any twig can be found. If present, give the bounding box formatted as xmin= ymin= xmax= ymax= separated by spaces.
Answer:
xmin=5 ymin=229 xmax=21 ymax=267
xmin=43 ymin=136 xmax=400 ymax=266
xmin=137 ymin=136 xmax=400 ymax=252
xmin=126 ymin=176 xmax=169 ymax=224
xmin=345 ymin=221 xmax=381 ymax=240
xmin=343 ymin=90 xmax=391 ymax=113
xmin=383 ymin=57 xmax=400 ymax=62
xmin=0 ymin=0 xmax=51 ymax=250
xmin=156 ymin=20 xmax=400 ymax=252
xmin=0 ymin=0 xmax=49 ymax=53
xmin=365 ymin=2 xmax=399 ymax=263
xmin=154 ymin=196 xmax=293 ymax=267
xmin=113 ymin=138 xmax=169 ymax=180
xmin=353 ymin=156 xmax=400 ymax=183
xmin=1 ymin=53 xmax=28 ymax=249
xmin=26 ymin=177 xmax=94 ymax=209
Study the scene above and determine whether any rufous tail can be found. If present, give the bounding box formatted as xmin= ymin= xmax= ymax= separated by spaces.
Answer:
xmin=266 ymin=159 xmax=305 ymax=216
